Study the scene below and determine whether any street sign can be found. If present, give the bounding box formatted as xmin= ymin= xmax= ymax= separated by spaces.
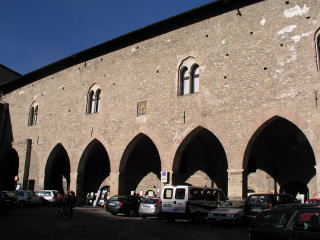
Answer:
xmin=161 ymin=171 xmax=168 ymax=183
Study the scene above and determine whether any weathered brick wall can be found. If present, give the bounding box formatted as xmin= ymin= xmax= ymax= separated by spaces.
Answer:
xmin=3 ymin=0 xmax=320 ymax=198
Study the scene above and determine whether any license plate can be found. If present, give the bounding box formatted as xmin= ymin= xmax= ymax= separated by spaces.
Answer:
xmin=215 ymin=218 xmax=222 ymax=222
xmin=251 ymin=208 xmax=261 ymax=213
xmin=164 ymin=204 xmax=172 ymax=207
xmin=109 ymin=203 xmax=115 ymax=206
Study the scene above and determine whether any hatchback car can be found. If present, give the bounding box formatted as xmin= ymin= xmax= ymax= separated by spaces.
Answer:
xmin=244 ymin=193 xmax=297 ymax=220
xmin=15 ymin=190 xmax=42 ymax=208
xmin=249 ymin=204 xmax=320 ymax=240
xmin=35 ymin=190 xmax=60 ymax=205
xmin=207 ymin=201 xmax=244 ymax=224
xmin=105 ymin=195 xmax=143 ymax=216
xmin=138 ymin=197 xmax=161 ymax=218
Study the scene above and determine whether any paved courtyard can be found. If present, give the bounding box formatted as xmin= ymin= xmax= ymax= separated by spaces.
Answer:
xmin=0 ymin=207 xmax=249 ymax=240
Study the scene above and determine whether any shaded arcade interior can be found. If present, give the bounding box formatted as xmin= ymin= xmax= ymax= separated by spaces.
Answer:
xmin=0 ymin=148 xmax=19 ymax=190
xmin=77 ymin=139 xmax=110 ymax=204
xmin=244 ymin=117 xmax=316 ymax=199
xmin=172 ymin=127 xmax=228 ymax=195
xmin=119 ymin=134 xmax=161 ymax=195
xmin=44 ymin=144 xmax=70 ymax=195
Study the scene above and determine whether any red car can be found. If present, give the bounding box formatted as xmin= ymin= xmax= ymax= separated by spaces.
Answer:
xmin=306 ymin=199 xmax=320 ymax=205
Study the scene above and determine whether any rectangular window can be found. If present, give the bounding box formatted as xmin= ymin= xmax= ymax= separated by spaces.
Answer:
xmin=175 ymin=188 xmax=186 ymax=200
xmin=164 ymin=188 xmax=173 ymax=199
xmin=292 ymin=211 xmax=320 ymax=232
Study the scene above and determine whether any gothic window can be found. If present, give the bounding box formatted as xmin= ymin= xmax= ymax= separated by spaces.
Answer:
xmin=178 ymin=58 xmax=200 ymax=96
xmin=191 ymin=64 xmax=199 ymax=93
xmin=86 ymin=84 xmax=101 ymax=114
xmin=315 ymin=29 xmax=320 ymax=69
xmin=28 ymin=102 xmax=38 ymax=126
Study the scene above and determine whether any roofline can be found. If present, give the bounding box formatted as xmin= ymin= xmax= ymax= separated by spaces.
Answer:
xmin=0 ymin=64 xmax=21 ymax=77
xmin=0 ymin=0 xmax=264 ymax=94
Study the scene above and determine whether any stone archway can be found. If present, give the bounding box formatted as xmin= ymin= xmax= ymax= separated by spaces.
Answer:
xmin=0 ymin=148 xmax=19 ymax=190
xmin=44 ymin=144 xmax=70 ymax=194
xmin=77 ymin=139 xmax=110 ymax=205
xmin=119 ymin=133 xmax=161 ymax=195
xmin=243 ymin=116 xmax=316 ymax=198
xmin=172 ymin=126 xmax=228 ymax=194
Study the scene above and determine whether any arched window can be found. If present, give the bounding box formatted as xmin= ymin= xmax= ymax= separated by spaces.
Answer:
xmin=181 ymin=67 xmax=190 ymax=95
xmin=178 ymin=58 xmax=200 ymax=96
xmin=95 ymin=89 xmax=101 ymax=113
xmin=86 ymin=84 xmax=101 ymax=114
xmin=317 ymin=35 xmax=320 ymax=69
xmin=28 ymin=102 xmax=38 ymax=126
xmin=191 ymin=64 xmax=199 ymax=93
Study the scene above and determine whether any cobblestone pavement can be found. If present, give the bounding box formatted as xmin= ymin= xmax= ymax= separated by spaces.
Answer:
xmin=0 ymin=207 xmax=249 ymax=240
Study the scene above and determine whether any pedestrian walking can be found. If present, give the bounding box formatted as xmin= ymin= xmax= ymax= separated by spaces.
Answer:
xmin=55 ymin=193 xmax=63 ymax=216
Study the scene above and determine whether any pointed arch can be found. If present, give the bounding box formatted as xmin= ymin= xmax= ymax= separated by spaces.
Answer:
xmin=172 ymin=126 xmax=228 ymax=194
xmin=119 ymin=133 xmax=161 ymax=195
xmin=44 ymin=143 xmax=70 ymax=194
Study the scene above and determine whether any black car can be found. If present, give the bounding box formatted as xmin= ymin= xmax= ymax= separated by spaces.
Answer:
xmin=244 ymin=193 xmax=297 ymax=220
xmin=105 ymin=195 xmax=143 ymax=216
xmin=249 ymin=204 xmax=320 ymax=240
xmin=0 ymin=191 xmax=14 ymax=214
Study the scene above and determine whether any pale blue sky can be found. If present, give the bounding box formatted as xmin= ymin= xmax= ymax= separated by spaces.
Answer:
xmin=0 ymin=0 xmax=214 ymax=75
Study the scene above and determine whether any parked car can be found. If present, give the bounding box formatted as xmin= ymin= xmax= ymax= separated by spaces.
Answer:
xmin=15 ymin=190 xmax=42 ymax=208
xmin=243 ymin=193 xmax=297 ymax=220
xmin=305 ymin=199 xmax=320 ymax=205
xmin=0 ymin=191 xmax=11 ymax=214
xmin=138 ymin=197 xmax=161 ymax=218
xmin=2 ymin=191 xmax=18 ymax=209
xmin=249 ymin=204 xmax=320 ymax=240
xmin=105 ymin=195 xmax=143 ymax=216
xmin=207 ymin=201 xmax=244 ymax=224
xmin=35 ymin=190 xmax=60 ymax=205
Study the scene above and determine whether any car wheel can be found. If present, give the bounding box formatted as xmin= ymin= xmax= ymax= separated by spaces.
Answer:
xmin=141 ymin=215 xmax=147 ymax=219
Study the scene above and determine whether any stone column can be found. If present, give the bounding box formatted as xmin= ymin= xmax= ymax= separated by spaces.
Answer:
xmin=227 ymin=169 xmax=243 ymax=199
xmin=12 ymin=139 xmax=32 ymax=190
xmin=315 ymin=164 xmax=320 ymax=198
xmin=109 ymin=171 xmax=120 ymax=196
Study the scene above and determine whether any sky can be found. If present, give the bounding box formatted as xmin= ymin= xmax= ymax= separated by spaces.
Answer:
xmin=0 ymin=0 xmax=215 ymax=75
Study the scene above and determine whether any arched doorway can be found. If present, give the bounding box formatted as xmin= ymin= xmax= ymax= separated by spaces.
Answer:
xmin=0 ymin=148 xmax=19 ymax=190
xmin=119 ymin=133 xmax=161 ymax=195
xmin=44 ymin=144 xmax=70 ymax=194
xmin=243 ymin=116 xmax=316 ymax=198
xmin=172 ymin=127 xmax=228 ymax=194
xmin=77 ymin=139 xmax=110 ymax=205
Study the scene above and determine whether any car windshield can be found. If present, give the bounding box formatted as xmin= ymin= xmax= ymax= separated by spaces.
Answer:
xmin=247 ymin=195 xmax=267 ymax=205
xmin=143 ymin=199 xmax=158 ymax=204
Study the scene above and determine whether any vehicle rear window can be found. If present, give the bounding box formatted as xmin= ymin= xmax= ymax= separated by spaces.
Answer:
xmin=109 ymin=196 xmax=123 ymax=201
xmin=175 ymin=189 xmax=185 ymax=200
xmin=247 ymin=195 xmax=267 ymax=205
xmin=143 ymin=199 xmax=158 ymax=204
xmin=164 ymin=189 xmax=173 ymax=199
xmin=254 ymin=211 xmax=294 ymax=229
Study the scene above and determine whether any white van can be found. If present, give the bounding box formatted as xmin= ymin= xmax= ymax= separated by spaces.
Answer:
xmin=160 ymin=185 xmax=227 ymax=222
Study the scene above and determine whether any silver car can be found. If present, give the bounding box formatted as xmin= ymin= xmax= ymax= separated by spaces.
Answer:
xmin=15 ymin=190 xmax=42 ymax=208
xmin=138 ymin=198 xmax=161 ymax=218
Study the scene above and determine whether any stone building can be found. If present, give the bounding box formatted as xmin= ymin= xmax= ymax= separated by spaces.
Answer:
xmin=1 ymin=0 xmax=320 ymax=202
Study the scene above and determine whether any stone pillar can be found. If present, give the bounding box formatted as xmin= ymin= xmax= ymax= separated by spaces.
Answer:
xmin=315 ymin=164 xmax=320 ymax=198
xmin=109 ymin=171 xmax=120 ymax=196
xmin=12 ymin=139 xmax=32 ymax=190
xmin=227 ymin=169 xmax=243 ymax=199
